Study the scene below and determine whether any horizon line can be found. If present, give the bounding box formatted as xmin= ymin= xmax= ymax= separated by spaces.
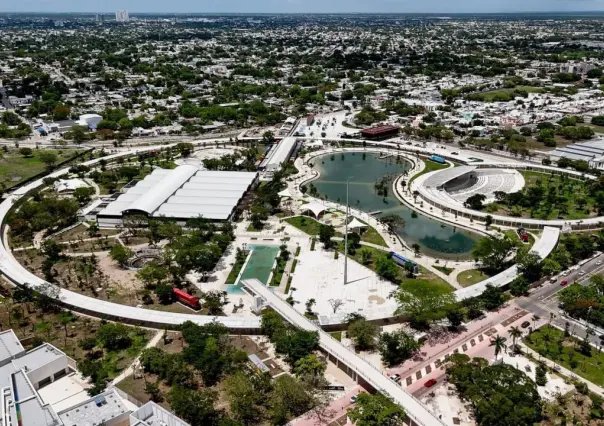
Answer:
xmin=2 ymin=10 xmax=604 ymax=15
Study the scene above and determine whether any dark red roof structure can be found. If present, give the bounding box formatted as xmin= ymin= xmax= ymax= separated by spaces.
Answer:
xmin=360 ymin=125 xmax=400 ymax=137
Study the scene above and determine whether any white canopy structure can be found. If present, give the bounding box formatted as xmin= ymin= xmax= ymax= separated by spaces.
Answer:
xmin=301 ymin=202 xmax=327 ymax=218
xmin=348 ymin=217 xmax=368 ymax=229
xmin=278 ymin=188 xmax=293 ymax=198
xmin=53 ymin=178 xmax=90 ymax=193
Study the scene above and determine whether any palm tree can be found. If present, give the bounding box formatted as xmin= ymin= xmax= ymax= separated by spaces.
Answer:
xmin=509 ymin=326 xmax=522 ymax=351
xmin=532 ymin=314 xmax=540 ymax=330
xmin=490 ymin=335 xmax=508 ymax=361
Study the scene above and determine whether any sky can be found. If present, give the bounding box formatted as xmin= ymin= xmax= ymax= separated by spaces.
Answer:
xmin=4 ymin=0 xmax=604 ymax=14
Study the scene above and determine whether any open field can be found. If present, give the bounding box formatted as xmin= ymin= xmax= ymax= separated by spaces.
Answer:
xmin=0 ymin=148 xmax=82 ymax=189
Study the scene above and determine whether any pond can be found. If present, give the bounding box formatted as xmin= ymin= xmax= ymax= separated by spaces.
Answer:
xmin=309 ymin=151 xmax=479 ymax=259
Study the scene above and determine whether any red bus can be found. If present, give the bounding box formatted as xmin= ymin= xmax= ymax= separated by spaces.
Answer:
xmin=172 ymin=288 xmax=200 ymax=309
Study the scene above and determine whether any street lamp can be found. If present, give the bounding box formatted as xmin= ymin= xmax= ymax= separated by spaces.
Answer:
xmin=344 ymin=178 xmax=350 ymax=286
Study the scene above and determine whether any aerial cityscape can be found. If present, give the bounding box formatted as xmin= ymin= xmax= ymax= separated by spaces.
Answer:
xmin=2 ymin=6 xmax=604 ymax=426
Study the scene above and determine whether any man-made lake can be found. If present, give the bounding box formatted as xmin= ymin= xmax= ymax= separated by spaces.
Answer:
xmin=310 ymin=152 xmax=479 ymax=259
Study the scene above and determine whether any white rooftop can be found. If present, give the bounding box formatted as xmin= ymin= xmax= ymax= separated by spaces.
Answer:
xmin=97 ymin=166 xmax=258 ymax=221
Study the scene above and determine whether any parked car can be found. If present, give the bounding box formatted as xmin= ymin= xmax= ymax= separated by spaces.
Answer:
xmin=521 ymin=321 xmax=531 ymax=328
xmin=579 ymin=270 xmax=586 ymax=276
xmin=390 ymin=373 xmax=401 ymax=383
xmin=560 ymin=280 xmax=568 ymax=286
xmin=561 ymin=270 xmax=569 ymax=276
xmin=424 ymin=379 xmax=437 ymax=388
xmin=350 ymin=395 xmax=358 ymax=403
xmin=597 ymin=260 xmax=602 ymax=266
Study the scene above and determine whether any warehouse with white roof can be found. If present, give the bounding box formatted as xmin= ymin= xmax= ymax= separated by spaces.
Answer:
xmin=96 ymin=165 xmax=258 ymax=227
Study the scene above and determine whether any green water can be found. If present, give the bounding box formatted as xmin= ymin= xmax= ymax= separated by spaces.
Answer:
xmin=228 ymin=245 xmax=280 ymax=293
xmin=310 ymin=152 xmax=479 ymax=259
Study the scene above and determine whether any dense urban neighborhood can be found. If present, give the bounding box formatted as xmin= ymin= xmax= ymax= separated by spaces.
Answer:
xmin=3 ymin=10 xmax=604 ymax=426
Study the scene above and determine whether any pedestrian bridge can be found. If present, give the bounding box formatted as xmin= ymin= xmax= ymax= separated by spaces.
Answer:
xmin=241 ymin=278 xmax=446 ymax=426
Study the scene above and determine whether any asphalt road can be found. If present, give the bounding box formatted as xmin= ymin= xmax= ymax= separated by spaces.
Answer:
xmin=516 ymin=252 xmax=604 ymax=345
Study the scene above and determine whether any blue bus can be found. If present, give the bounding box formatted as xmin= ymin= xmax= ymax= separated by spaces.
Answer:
xmin=429 ymin=155 xmax=446 ymax=164
xmin=389 ymin=252 xmax=419 ymax=274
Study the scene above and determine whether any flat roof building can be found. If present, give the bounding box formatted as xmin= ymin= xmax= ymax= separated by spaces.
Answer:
xmin=0 ymin=330 xmax=192 ymax=426
xmin=97 ymin=165 xmax=258 ymax=227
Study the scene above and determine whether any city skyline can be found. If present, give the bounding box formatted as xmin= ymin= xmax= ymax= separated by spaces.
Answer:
xmin=3 ymin=0 xmax=604 ymax=14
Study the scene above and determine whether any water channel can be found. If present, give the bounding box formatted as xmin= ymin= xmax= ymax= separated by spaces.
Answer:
xmin=309 ymin=152 xmax=480 ymax=259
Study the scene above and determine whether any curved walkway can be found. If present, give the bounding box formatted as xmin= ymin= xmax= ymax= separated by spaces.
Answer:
xmin=0 ymin=139 xmax=561 ymax=333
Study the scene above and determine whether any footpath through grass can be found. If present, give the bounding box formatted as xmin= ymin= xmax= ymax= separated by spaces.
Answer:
xmin=525 ymin=325 xmax=604 ymax=387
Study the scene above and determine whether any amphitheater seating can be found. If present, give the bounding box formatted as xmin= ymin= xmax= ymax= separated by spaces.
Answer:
xmin=449 ymin=170 xmax=519 ymax=203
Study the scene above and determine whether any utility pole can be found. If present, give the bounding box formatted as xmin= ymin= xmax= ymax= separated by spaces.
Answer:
xmin=344 ymin=179 xmax=349 ymax=285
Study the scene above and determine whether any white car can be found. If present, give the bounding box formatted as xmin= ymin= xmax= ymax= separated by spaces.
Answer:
xmin=561 ymin=270 xmax=569 ymax=276
xmin=596 ymin=261 xmax=602 ymax=266
xmin=579 ymin=270 xmax=586 ymax=276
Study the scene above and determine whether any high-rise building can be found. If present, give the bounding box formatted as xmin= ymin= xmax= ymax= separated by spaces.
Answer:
xmin=115 ymin=10 xmax=129 ymax=23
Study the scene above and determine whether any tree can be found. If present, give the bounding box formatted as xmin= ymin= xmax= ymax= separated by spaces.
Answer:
xmin=360 ymin=248 xmax=372 ymax=265
xmin=318 ymin=224 xmax=335 ymax=249
xmin=168 ymin=387 xmax=221 ymax=426
xmin=381 ymin=214 xmax=405 ymax=233
xmin=480 ymin=284 xmax=506 ymax=311
xmin=155 ymin=284 xmax=174 ymax=304
xmin=224 ymin=371 xmax=266 ymax=425
xmin=393 ymin=283 xmax=454 ymax=329
xmin=509 ymin=326 xmax=522 ymax=351
xmin=375 ymin=255 xmax=399 ymax=282
xmin=96 ymin=323 xmax=132 ymax=351
xmin=270 ymin=375 xmax=316 ymax=424
xmin=446 ymin=305 xmax=465 ymax=329
xmin=535 ymin=363 xmax=547 ymax=386
xmin=485 ymin=215 xmax=493 ymax=229
xmin=378 ymin=330 xmax=420 ymax=366
xmin=38 ymin=151 xmax=58 ymax=168
xmin=489 ymin=335 xmax=507 ymax=360
xmin=446 ymin=354 xmax=542 ymax=426
xmin=19 ymin=147 xmax=33 ymax=157
xmin=472 ymin=235 xmax=517 ymax=273
xmin=305 ymin=298 xmax=316 ymax=316
xmin=293 ymin=354 xmax=326 ymax=384
xmin=41 ymin=238 xmax=63 ymax=262
xmin=464 ymin=194 xmax=486 ymax=210
xmin=516 ymin=249 xmax=543 ymax=282
xmin=347 ymin=392 xmax=407 ymax=426
xmin=109 ymin=244 xmax=133 ymax=267
xmin=328 ymin=298 xmax=344 ymax=314
xmin=509 ymin=276 xmax=530 ymax=297
xmin=136 ymin=261 xmax=169 ymax=288
xmin=74 ymin=186 xmax=95 ymax=205
xmin=202 ymin=290 xmax=228 ymax=315
xmin=347 ymin=317 xmax=379 ymax=351
xmin=411 ymin=243 xmax=421 ymax=256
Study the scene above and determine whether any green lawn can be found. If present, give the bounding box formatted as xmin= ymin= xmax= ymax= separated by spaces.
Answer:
xmin=355 ymin=219 xmax=387 ymax=247
xmin=485 ymin=171 xmax=596 ymax=221
xmin=433 ymin=265 xmax=454 ymax=275
xmin=226 ymin=255 xmax=248 ymax=285
xmin=457 ymin=269 xmax=490 ymax=287
xmin=284 ymin=216 xmax=325 ymax=236
xmin=0 ymin=149 xmax=82 ymax=189
xmin=525 ymin=325 xmax=604 ymax=387
xmin=270 ymin=258 xmax=286 ymax=287
xmin=402 ymin=266 xmax=454 ymax=294
xmin=410 ymin=160 xmax=450 ymax=184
